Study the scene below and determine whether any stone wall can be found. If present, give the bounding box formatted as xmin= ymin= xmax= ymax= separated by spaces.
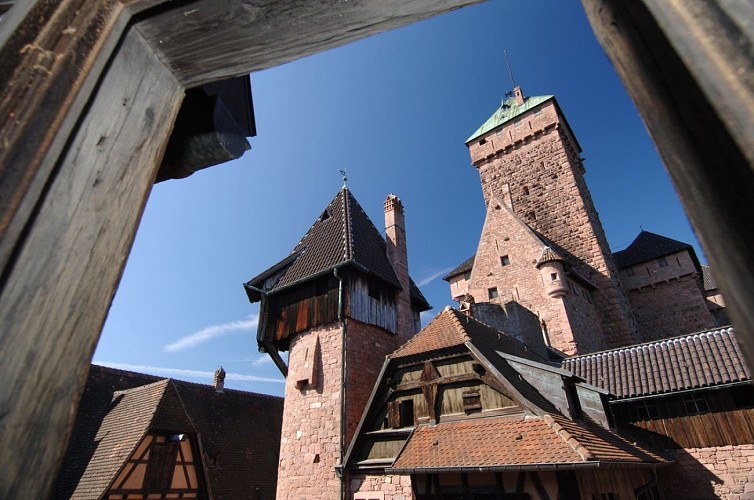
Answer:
xmin=658 ymin=445 xmax=754 ymax=499
xmin=467 ymin=98 xmax=639 ymax=351
xmin=349 ymin=473 xmax=413 ymax=499
xmin=627 ymin=274 xmax=714 ymax=340
xmin=277 ymin=319 xmax=400 ymax=499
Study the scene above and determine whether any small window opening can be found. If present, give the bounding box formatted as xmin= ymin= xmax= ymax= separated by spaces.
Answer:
xmin=488 ymin=287 xmax=498 ymax=299
xmin=399 ymin=400 xmax=414 ymax=427
xmin=658 ymin=257 xmax=668 ymax=267
xmin=550 ymin=273 xmax=558 ymax=281
xmin=635 ymin=400 xmax=662 ymax=420
xmin=368 ymin=281 xmax=381 ymax=300
xmin=526 ymin=210 xmax=536 ymax=221
xmin=683 ymin=393 xmax=710 ymax=415
xmin=625 ymin=267 xmax=635 ymax=277
xmin=478 ymin=138 xmax=486 ymax=145
xmin=523 ymin=186 xmax=530 ymax=195
xmin=500 ymin=255 xmax=510 ymax=266
xmin=463 ymin=271 xmax=471 ymax=280
xmin=462 ymin=390 xmax=482 ymax=414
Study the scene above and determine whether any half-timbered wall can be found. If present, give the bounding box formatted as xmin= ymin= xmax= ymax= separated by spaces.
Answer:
xmin=107 ymin=433 xmax=204 ymax=499
xmin=612 ymin=384 xmax=754 ymax=449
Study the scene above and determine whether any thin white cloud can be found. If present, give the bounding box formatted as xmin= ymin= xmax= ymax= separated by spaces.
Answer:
xmin=416 ymin=267 xmax=454 ymax=287
xmin=252 ymin=355 xmax=272 ymax=367
xmin=94 ymin=361 xmax=284 ymax=384
xmin=164 ymin=314 xmax=259 ymax=352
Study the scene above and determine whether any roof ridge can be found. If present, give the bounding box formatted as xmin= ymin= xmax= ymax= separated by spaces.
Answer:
xmin=446 ymin=307 xmax=472 ymax=343
xmin=342 ymin=187 xmax=353 ymax=261
xmin=112 ymin=378 xmax=169 ymax=398
xmin=565 ymin=326 xmax=735 ymax=360
xmin=542 ymin=414 xmax=594 ymax=461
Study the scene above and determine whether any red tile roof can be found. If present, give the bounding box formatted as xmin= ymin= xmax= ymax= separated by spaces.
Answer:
xmin=562 ymin=327 xmax=748 ymax=399
xmin=390 ymin=307 xmax=544 ymax=362
xmin=390 ymin=414 xmax=665 ymax=472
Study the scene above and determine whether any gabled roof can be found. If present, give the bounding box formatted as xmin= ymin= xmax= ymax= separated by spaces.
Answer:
xmin=59 ymin=379 xmax=178 ymax=499
xmin=612 ymin=230 xmax=700 ymax=271
xmin=466 ymin=94 xmax=554 ymax=144
xmin=389 ymin=413 xmax=666 ymax=473
xmin=54 ymin=365 xmax=284 ymax=500
xmin=390 ymin=306 xmax=544 ymax=363
xmin=245 ymin=188 xmax=401 ymax=300
xmin=562 ymin=327 xmax=748 ymax=399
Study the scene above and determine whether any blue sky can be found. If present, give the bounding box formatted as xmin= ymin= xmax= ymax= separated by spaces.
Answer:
xmin=93 ymin=0 xmax=701 ymax=396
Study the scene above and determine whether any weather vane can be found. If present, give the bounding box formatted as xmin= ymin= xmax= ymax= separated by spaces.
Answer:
xmin=340 ymin=169 xmax=348 ymax=188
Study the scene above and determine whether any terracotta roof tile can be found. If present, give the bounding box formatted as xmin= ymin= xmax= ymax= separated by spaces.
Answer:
xmin=563 ymin=327 xmax=748 ymax=398
xmin=390 ymin=414 xmax=665 ymax=472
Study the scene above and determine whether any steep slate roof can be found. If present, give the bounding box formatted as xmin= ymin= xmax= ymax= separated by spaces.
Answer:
xmin=54 ymin=365 xmax=284 ymax=500
xmin=701 ymin=264 xmax=718 ymax=291
xmin=59 ymin=379 xmax=174 ymax=499
xmin=612 ymin=230 xmax=700 ymax=271
xmin=390 ymin=306 xmax=545 ymax=363
xmin=562 ymin=327 xmax=749 ymax=399
xmin=245 ymin=188 xmax=429 ymax=309
xmin=390 ymin=413 xmax=665 ymax=473
xmin=466 ymin=94 xmax=554 ymax=143
xmin=443 ymin=254 xmax=474 ymax=281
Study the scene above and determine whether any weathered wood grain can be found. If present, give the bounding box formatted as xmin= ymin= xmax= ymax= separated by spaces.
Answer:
xmin=134 ymin=0 xmax=483 ymax=87
xmin=581 ymin=0 xmax=754 ymax=373
xmin=0 ymin=0 xmax=129 ymax=274
xmin=0 ymin=28 xmax=182 ymax=499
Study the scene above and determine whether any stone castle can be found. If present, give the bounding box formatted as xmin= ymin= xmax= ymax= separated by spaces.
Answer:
xmin=244 ymin=86 xmax=743 ymax=499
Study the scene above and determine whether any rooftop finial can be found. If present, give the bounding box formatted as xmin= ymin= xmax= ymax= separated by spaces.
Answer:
xmin=340 ymin=169 xmax=348 ymax=189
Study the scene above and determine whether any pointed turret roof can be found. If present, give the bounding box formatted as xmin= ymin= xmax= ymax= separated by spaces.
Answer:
xmin=466 ymin=93 xmax=554 ymax=144
xmin=245 ymin=188 xmax=428 ymax=309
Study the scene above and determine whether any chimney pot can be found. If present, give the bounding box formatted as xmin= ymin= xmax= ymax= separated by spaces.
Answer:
xmin=213 ymin=366 xmax=226 ymax=392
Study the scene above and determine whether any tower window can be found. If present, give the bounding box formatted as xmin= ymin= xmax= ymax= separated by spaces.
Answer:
xmin=500 ymin=255 xmax=510 ymax=266
xmin=625 ymin=267 xmax=635 ymax=277
xmin=523 ymin=186 xmax=530 ymax=195
xmin=488 ymin=287 xmax=498 ymax=299
xmin=526 ymin=211 xmax=536 ymax=221
xmin=478 ymin=138 xmax=486 ymax=145
xmin=550 ymin=273 xmax=558 ymax=281
xmin=658 ymin=257 xmax=668 ymax=267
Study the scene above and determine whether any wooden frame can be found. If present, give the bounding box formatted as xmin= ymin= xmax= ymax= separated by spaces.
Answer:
xmin=0 ymin=0 xmax=752 ymax=498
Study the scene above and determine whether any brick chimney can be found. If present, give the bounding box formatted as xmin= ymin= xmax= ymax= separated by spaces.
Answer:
xmin=384 ymin=194 xmax=415 ymax=343
xmin=213 ymin=366 xmax=226 ymax=393
xmin=514 ymin=85 xmax=524 ymax=105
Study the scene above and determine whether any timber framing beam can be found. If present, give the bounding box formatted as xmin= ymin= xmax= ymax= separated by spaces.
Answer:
xmin=0 ymin=1 xmax=480 ymax=498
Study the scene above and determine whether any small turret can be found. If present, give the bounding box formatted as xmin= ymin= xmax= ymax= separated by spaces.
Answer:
xmin=537 ymin=247 xmax=568 ymax=298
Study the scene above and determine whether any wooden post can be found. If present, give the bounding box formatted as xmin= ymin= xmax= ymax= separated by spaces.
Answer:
xmin=0 ymin=26 xmax=183 ymax=498
xmin=581 ymin=0 xmax=754 ymax=371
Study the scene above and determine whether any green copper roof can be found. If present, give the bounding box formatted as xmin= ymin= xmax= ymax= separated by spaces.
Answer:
xmin=466 ymin=94 xmax=554 ymax=144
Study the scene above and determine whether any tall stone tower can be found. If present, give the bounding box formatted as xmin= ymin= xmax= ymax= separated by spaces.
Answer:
xmin=464 ymin=86 xmax=639 ymax=350
xmin=244 ymin=188 xmax=429 ymax=499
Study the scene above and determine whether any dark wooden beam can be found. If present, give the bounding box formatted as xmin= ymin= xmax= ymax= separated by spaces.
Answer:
xmin=581 ymin=0 xmax=754 ymax=372
xmin=133 ymin=0 xmax=483 ymax=87
xmin=0 ymin=27 xmax=183 ymax=499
